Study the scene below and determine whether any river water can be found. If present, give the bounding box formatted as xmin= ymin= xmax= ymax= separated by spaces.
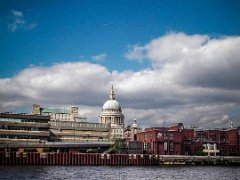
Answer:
xmin=0 ymin=165 xmax=239 ymax=180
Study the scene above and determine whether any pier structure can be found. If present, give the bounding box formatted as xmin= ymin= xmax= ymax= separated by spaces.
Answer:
xmin=1 ymin=152 xmax=240 ymax=166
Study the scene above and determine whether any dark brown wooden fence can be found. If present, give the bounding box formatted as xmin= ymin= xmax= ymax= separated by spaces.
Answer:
xmin=0 ymin=152 xmax=157 ymax=166
xmin=1 ymin=152 xmax=240 ymax=165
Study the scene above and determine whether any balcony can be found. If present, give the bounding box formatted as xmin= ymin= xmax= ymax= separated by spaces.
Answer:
xmin=0 ymin=129 xmax=50 ymax=137
xmin=49 ymin=121 xmax=109 ymax=131
xmin=0 ymin=121 xmax=50 ymax=128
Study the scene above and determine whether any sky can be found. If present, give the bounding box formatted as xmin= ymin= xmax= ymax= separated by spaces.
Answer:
xmin=1 ymin=0 xmax=240 ymax=128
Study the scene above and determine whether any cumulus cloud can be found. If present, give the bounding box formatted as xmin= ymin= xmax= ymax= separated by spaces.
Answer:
xmin=8 ymin=10 xmax=37 ymax=32
xmin=0 ymin=62 xmax=111 ymax=110
xmin=91 ymin=53 xmax=106 ymax=62
xmin=1 ymin=32 xmax=240 ymax=129
xmin=126 ymin=32 xmax=240 ymax=90
xmin=122 ymin=32 xmax=240 ymax=127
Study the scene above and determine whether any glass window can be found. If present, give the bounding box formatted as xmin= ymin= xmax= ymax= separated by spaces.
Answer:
xmin=157 ymin=132 xmax=162 ymax=139
xmin=143 ymin=142 xmax=147 ymax=150
xmin=150 ymin=133 xmax=153 ymax=140
xmin=164 ymin=133 xmax=168 ymax=140
xmin=164 ymin=142 xmax=168 ymax=151
xmin=170 ymin=142 xmax=174 ymax=151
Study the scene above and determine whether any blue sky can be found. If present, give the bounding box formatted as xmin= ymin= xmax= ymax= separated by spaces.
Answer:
xmin=1 ymin=0 xmax=240 ymax=128
xmin=1 ymin=0 xmax=240 ymax=77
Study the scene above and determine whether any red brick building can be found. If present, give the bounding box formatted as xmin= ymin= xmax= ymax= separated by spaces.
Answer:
xmin=136 ymin=123 xmax=185 ymax=155
xmin=193 ymin=128 xmax=240 ymax=156
xmin=136 ymin=123 xmax=240 ymax=156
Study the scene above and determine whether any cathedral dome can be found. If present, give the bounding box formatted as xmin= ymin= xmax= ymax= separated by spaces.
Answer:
xmin=102 ymin=99 xmax=122 ymax=111
xmin=102 ymin=85 xmax=122 ymax=112
xmin=131 ymin=118 xmax=138 ymax=128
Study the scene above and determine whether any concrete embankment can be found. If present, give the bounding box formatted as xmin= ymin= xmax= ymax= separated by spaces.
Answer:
xmin=0 ymin=152 xmax=240 ymax=166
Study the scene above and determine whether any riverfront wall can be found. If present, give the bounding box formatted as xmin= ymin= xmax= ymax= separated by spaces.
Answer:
xmin=1 ymin=152 xmax=240 ymax=166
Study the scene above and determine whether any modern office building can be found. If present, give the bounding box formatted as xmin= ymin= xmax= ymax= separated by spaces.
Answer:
xmin=32 ymin=104 xmax=111 ymax=142
xmin=0 ymin=102 xmax=112 ymax=148
xmin=48 ymin=120 xmax=110 ymax=142
xmin=0 ymin=112 xmax=50 ymax=145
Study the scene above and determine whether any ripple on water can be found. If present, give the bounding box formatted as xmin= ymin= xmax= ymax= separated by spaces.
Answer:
xmin=0 ymin=166 xmax=240 ymax=180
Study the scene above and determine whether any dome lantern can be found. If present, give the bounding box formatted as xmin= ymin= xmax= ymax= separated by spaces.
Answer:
xmin=109 ymin=84 xmax=115 ymax=100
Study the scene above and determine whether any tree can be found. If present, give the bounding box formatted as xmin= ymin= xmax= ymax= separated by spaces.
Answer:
xmin=106 ymin=139 xmax=126 ymax=154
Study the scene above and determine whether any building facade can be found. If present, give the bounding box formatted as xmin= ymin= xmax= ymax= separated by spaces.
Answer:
xmin=32 ymin=104 xmax=86 ymax=122
xmin=32 ymin=104 xmax=111 ymax=142
xmin=124 ymin=118 xmax=142 ymax=141
xmin=49 ymin=120 xmax=110 ymax=142
xmin=192 ymin=128 xmax=240 ymax=156
xmin=0 ymin=113 xmax=50 ymax=145
xmin=99 ymin=85 xmax=125 ymax=140
xmin=137 ymin=126 xmax=183 ymax=155
xmin=0 ymin=102 xmax=113 ymax=147
xmin=136 ymin=123 xmax=240 ymax=156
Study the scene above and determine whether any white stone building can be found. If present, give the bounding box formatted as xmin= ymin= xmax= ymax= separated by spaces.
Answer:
xmin=32 ymin=104 xmax=86 ymax=122
xmin=100 ymin=85 xmax=124 ymax=140
xmin=124 ymin=118 xmax=142 ymax=141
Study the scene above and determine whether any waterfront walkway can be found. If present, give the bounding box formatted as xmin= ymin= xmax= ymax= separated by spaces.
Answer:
xmin=0 ymin=142 xmax=113 ymax=148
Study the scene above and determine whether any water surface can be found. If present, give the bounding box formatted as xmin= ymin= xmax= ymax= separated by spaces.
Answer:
xmin=0 ymin=165 xmax=239 ymax=180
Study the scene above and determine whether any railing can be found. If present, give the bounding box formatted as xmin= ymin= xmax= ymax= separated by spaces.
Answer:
xmin=0 ymin=121 xmax=50 ymax=128
xmin=0 ymin=142 xmax=113 ymax=148
xmin=49 ymin=121 xmax=109 ymax=131
xmin=0 ymin=129 xmax=50 ymax=136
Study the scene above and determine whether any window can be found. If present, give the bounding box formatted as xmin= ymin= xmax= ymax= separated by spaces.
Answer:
xmin=164 ymin=142 xmax=168 ymax=151
xmin=143 ymin=142 xmax=147 ymax=150
xmin=157 ymin=132 xmax=162 ymax=139
xmin=164 ymin=133 xmax=168 ymax=140
xmin=170 ymin=142 xmax=174 ymax=151
xmin=150 ymin=132 xmax=153 ymax=140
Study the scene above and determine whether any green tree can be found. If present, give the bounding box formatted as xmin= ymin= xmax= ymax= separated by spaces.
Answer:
xmin=107 ymin=139 xmax=126 ymax=154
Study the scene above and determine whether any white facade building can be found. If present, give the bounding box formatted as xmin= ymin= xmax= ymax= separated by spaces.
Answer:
xmin=32 ymin=104 xmax=86 ymax=122
xmin=100 ymin=85 xmax=124 ymax=140
xmin=124 ymin=118 xmax=142 ymax=141
xmin=131 ymin=118 xmax=141 ymax=138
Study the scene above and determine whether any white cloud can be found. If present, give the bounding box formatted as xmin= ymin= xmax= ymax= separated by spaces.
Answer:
xmin=91 ymin=53 xmax=106 ymax=62
xmin=122 ymin=32 xmax=240 ymax=127
xmin=125 ymin=45 xmax=146 ymax=61
xmin=1 ymin=32 xmax=240 ymax=129
xmin=8 ymin=9 xmax=37 ymax=32
xmin=126 ymin=32 xmax=240 ymax=90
